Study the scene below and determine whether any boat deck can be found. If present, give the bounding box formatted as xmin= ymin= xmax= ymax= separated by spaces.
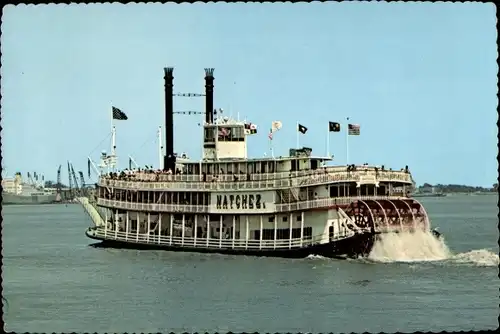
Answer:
xmin=86 ymin=226 xmax=365 ymax=249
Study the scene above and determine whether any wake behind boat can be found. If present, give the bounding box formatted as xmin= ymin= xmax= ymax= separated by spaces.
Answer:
xmin=83 ymin=67 xmax=438 ymax=259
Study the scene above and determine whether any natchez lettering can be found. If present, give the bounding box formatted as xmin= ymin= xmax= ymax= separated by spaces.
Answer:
xmin=216 ymin=194 xmax=266 ymax=210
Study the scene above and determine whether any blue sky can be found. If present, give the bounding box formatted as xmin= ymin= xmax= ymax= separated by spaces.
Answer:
xmin=1 ymin=3 xmax=497 ymax=187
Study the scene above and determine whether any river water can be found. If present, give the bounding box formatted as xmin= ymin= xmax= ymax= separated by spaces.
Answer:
xmin=2 ymin=194 xmax=498 ymax=332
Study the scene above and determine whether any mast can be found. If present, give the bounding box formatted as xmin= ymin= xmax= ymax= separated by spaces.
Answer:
xmin=110 ymin=125 xmax=116 ymax=172
xmin=158 ymin=125 xmax=163 ymax=170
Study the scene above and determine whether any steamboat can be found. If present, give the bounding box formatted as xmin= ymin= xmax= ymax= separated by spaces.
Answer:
xmin=85 ymin=68 xmax=435 ymax=259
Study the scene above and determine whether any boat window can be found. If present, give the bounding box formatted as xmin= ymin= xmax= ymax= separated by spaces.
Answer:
xmin=204 ymin=128 xmax=215 ymax=142
xmin=330 ymin=185 xmax=339 ymax=198
xmin=248 ymin=163 xmax=254 ymax=174
xmin=311 ymin=159 xmax=318 ymax=170
xmin=268 ymin=216 xmax=275 ymax=223
xmin=262 ymin=229 xmax=274 ymax=240
xmin=218 ymin=126 xmax=232 ymax=141
xmin=233 ymin=127 xmax=244 ymax=141
xmin=269 ymin=161 xmax=275 ymax=173
xmin=283 ymin=216 xmax=287 ymax=222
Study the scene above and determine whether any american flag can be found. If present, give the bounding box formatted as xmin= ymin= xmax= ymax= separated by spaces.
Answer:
xmin=348 ymin=124 xmax=360 ymax=136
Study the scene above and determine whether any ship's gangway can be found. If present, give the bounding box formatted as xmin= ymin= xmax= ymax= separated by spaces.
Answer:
xmin=77 ymin=197 xmax=105 ymax=227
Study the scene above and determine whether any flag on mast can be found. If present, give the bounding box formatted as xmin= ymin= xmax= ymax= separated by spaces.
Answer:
xmin=348 ymin=123 xmax=360 ymax=135
xmin=244 ymin=122 xmax=257 ymax=135
xmin=328 ymin=121 xmax=341 ymax=132
xmin=112 ymin=106 xmax=128 ymax=120
xmin=271 ymin=120 xmax=282 ymax=133
xmin=269 ymin=120 xmax=282 ymax=140
xmin=298 ymin=123 xmax=308 ymax=134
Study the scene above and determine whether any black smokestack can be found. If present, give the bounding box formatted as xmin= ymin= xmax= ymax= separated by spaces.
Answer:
xmin=204 ymin=68 xmax=214 ymax=124
xmin=164 ymin=67 xmax=175 ymax=172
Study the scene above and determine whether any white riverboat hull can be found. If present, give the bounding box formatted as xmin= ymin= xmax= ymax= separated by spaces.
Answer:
xmin=85 ymin=226 xmax=376 ymax=259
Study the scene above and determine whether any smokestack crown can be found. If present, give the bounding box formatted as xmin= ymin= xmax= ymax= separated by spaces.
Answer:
xmin=204 ymin=68 xmax=214 ymax=78
xmin=164 ymin=67 xmax=174 ymax=78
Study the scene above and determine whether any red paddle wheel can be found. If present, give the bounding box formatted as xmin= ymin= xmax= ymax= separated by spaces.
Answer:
xmin=344 ymin=198 xmax=430 ymax=233
xmin=344 ymin=200 xmax=376 ymax=231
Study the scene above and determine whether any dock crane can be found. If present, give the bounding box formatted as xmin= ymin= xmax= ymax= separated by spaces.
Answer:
xmin=78 ymin=171 xmax=85 ymax=188
xmin=70 ymin=163 xmax=80 ymax=195
xmin=56 ymin=164 xmax=62 ymax=192
xmin=55 ymin=164 xmax=62 ymax=202
xmin=67 ymin=162 xmax=74 ymax=196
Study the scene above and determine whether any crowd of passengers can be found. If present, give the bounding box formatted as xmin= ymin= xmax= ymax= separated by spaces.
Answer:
xmin=103 ymin=167 xmax=249 ymax=183
xmin=348 ymin=164 xmax=410 ymax=174
xmin=101 ymin=164 xmax=410 ymax=183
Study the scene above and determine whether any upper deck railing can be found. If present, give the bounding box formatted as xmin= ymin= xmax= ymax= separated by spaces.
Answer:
xmin=97 ymin=195 xmax=406 ymax=214
xmin=99 ymin=166 xmax=412 ymax=191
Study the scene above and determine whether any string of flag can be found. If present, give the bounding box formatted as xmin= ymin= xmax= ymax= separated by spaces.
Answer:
xmin=262 ymin=120 xmax=361 ymax=137
xmin=294 ymin=121 xmax=361 ymax=135
xmin=172 ymin=93 xmax=205 ymax=97
xmin=173 ymin=111 xmax=205 ymax=115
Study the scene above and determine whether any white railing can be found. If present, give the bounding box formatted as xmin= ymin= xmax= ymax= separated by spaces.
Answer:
xmin=99 ymin=169 xmax=412 ymax=191
xmin=97 ymin=198 xmax=209 ymax=213
xmin=104 ymin=165 xmax=409 ymax=183
xmin=87 ymin=227 xmax=360 ymax=251
xmin=275 ymin=196 xmax=402 ymax=212
xmin=97 ymin=195 xmax=404 ymax=213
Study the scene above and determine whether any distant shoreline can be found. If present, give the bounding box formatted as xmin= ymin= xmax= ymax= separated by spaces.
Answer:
xmin=416 ymin=183 xmax=497 ymax=195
